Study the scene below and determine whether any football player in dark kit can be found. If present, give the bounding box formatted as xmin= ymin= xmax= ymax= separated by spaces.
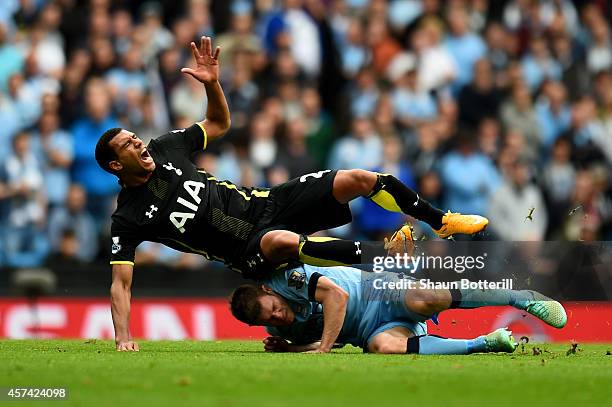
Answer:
xmin=95 ymin=37 xmax=488 ymax=351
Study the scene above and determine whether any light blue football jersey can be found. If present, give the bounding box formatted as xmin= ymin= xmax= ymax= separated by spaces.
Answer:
xmin=262 ymin=264 xmax=427 ymax=348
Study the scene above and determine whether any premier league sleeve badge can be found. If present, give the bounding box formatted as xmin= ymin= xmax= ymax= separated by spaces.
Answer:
xmin=287 ymin=270 xmax=306 ymax=289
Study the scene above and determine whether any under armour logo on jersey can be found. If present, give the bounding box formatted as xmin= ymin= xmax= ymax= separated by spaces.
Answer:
xmin=163 ymin=162 xmax=183 ymax=176
xmin=355 ymin=241 xmax=362 ymax=255
xmin=413 ymin=193 xmax=420 ymax=207
xmin=170 ymin=129 xmax=185 ymax=133
xmin=146 ymin=205 xmax=158 ymax=219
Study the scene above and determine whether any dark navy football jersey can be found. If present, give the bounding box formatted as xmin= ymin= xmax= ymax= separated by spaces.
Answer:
xmin=109 ymin=123 xmax=270 ymax=268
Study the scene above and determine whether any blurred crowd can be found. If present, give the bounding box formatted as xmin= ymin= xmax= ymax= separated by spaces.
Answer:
xmin=1 ymin=0 xmax=612 ymax=271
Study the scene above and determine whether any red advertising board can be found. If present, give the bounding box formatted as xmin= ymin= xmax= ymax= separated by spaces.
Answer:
xmin=0 ymin=298 xmax=611 ymax=343
xmin=0 ymin=298 xmax=266 ymax=340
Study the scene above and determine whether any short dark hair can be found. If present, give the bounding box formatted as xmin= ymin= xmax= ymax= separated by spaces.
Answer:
xmin=95 ymin=127 xmax=122 ymax=174
xmin=229 ymin=284 xmax=265 ymax=325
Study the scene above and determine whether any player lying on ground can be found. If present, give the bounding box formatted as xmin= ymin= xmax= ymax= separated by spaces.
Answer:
xmin=230 ymin=264 xmax=568 ymax=354
xmin=95 ymin=37 xmax=488 ymax=351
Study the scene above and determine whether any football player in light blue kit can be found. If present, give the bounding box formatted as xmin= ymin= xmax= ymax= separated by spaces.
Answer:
xmin=229 ymin=264 xmax=567 ymax=354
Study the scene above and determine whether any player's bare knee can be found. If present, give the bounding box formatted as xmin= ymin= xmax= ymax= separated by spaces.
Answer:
xmin=260 ymin=230 xmax=299 ymax=260
xmin=348 ymin=169 xmax=377 ymax=195
xmin=368 ymin=339 xmax=396 ymax=354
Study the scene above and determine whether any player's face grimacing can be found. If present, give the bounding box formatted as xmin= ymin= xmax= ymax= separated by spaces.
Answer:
xmin=256 ymin=294 xmax=295 ymax=326
xmin=109 ymin=130 xmax=156 ymax=175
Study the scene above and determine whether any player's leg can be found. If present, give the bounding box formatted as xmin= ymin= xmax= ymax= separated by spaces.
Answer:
xmin=403 ymin=285 xmax=567 ymax=329
xmin=259 ymin=229 xmax=390 ymax=267
xmin=332 ymin=169 xmax=488 ymax=237
xmin=367 ymin=325 xmax=516 ymax=354
xmin=446 ymin=287 xmax=568 ymax=328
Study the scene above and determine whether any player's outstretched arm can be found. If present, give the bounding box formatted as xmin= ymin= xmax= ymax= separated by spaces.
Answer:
xmin=180 ymin=36 xmax=230 ymax=144
xmin=110 ymin=264 xmax=139 ymax=352
xmin=311 ymin=277 xmax=349 ymax=353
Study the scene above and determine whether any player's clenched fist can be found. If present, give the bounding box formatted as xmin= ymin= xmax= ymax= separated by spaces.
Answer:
xmin=116 ymin=341 xmax=140 ymax=352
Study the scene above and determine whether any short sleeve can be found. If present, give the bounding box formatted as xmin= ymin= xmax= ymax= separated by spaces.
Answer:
xmin=267 ymin=265 xmax=323 ymax=303
xmin=109 ymin=218 xmax=143 ymax=266
xmin=152 ymin=123 xmax=208 ymax=154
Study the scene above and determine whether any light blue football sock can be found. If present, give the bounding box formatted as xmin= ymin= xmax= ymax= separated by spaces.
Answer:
xmin=450 ymin=288 xmax=534 ymax=309
xmin=407 ymin=335 xmax=487 ymax=355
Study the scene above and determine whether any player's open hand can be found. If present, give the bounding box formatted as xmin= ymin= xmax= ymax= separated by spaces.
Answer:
xmin=263 ymin=336 xmax=289 ymax=352
xmin=116 ymin=340 xmax=140 ymax=352
xmin=180 ymin=36 xmax=220 ymax=84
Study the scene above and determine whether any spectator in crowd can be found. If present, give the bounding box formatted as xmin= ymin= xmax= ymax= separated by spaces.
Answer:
xmin=138 ymin=1 xmax=174 ymax=64
xmin=586 ymin=15 xmax=612 ymax=74
xmin=566 ymin=96 xmax=608 ymax=166
xmin=388 ymin=53 xmax=438 ymax=129
xmin=47 ymin=184 xmax=97 ymax=263
xmin=264 ymin=0 xmax=322 ymax=78
xmin=484 ymin=22 xmax=513 ymax=87
xmin=0 ymin=83 xmax=22 ymax=162
xmin=412 ymin=17 xmax=457 ymax=93
xmin=372 ymin=92 xmax=400 ymax=140
xmin=132 ymin=93 xmax=170 ymax=145
xmin=276 ymin=115 xmax=317 ymax=180
xmin=596 ymin=79 xmax=612 ymax=158
xmin=0 ymin=160 xmax=10 ymax=266
xmin=0 ymin=22 xmax=23 ymax=92
xmin=111 ymin=8 xmax=134 ymax=56
xmin=535 ymin=80 xmax=572 ymax=149
xmin=89 ymin=38 xmax=116 ymax=77
xmin=564 ymin=169 xmax=612 ymax=241
xmin=438 ymin=131 xmax=501 ymax=216
xmin=457 ymin=58 xmax=503 ymax=128
xmin=30 ymin=111 xmax=73 ymax=207
xmin=338 ymin=17 xmax=369 ymax=78
xmin=501 ymin=82 xmax=542 ymax=155
xmin=488 ymin=157 xmax=548 ymax=241
xmin=170 ymin=75 xmax=208 ymax=123
xmin=522 ymin=36 xmax=562 ymax=92
xmin=71 ymin=78 xmax=120 ymax=223
xmin=328 ymin=115 xmax=382 ymax=171
xmin=301 ymin=86 xmax=335 ymax=169
xmin=105 ymin=46 xmax=148 ymax=112
xmin=24 ymin=3 xmax=65 ymax=82
xmin=3 ymin=132 xmax=48 ymax=268
xmin=7 ymin=73 xmax=41 ymax=134
xmin=444 ymin=5 xmax=487 ymax=92
xmin=349 ymin=67 xmax=380 ymax=118
xmin=248 ymin=111 xmax=277 ymax=170
xmin=216 ymin=2 xmax=262 ymax=68
xmin=542 ymin=137 xmax=576 ymax=237
xmin=367 ymin=15 xmax=402 ymax=75
xmin=409 ymin=123 xmax=442 ymax=177
xmin=552 ymin=34 xmax=590 ymax=102
xmin=226 ymin=61 xmax=259 ymax=133
xmin=477 ymin=117 xmax=502 ymax=161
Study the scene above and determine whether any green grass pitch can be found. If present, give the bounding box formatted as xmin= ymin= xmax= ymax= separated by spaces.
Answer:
xmin=1 ymin=340 xmax=611 ymax=406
